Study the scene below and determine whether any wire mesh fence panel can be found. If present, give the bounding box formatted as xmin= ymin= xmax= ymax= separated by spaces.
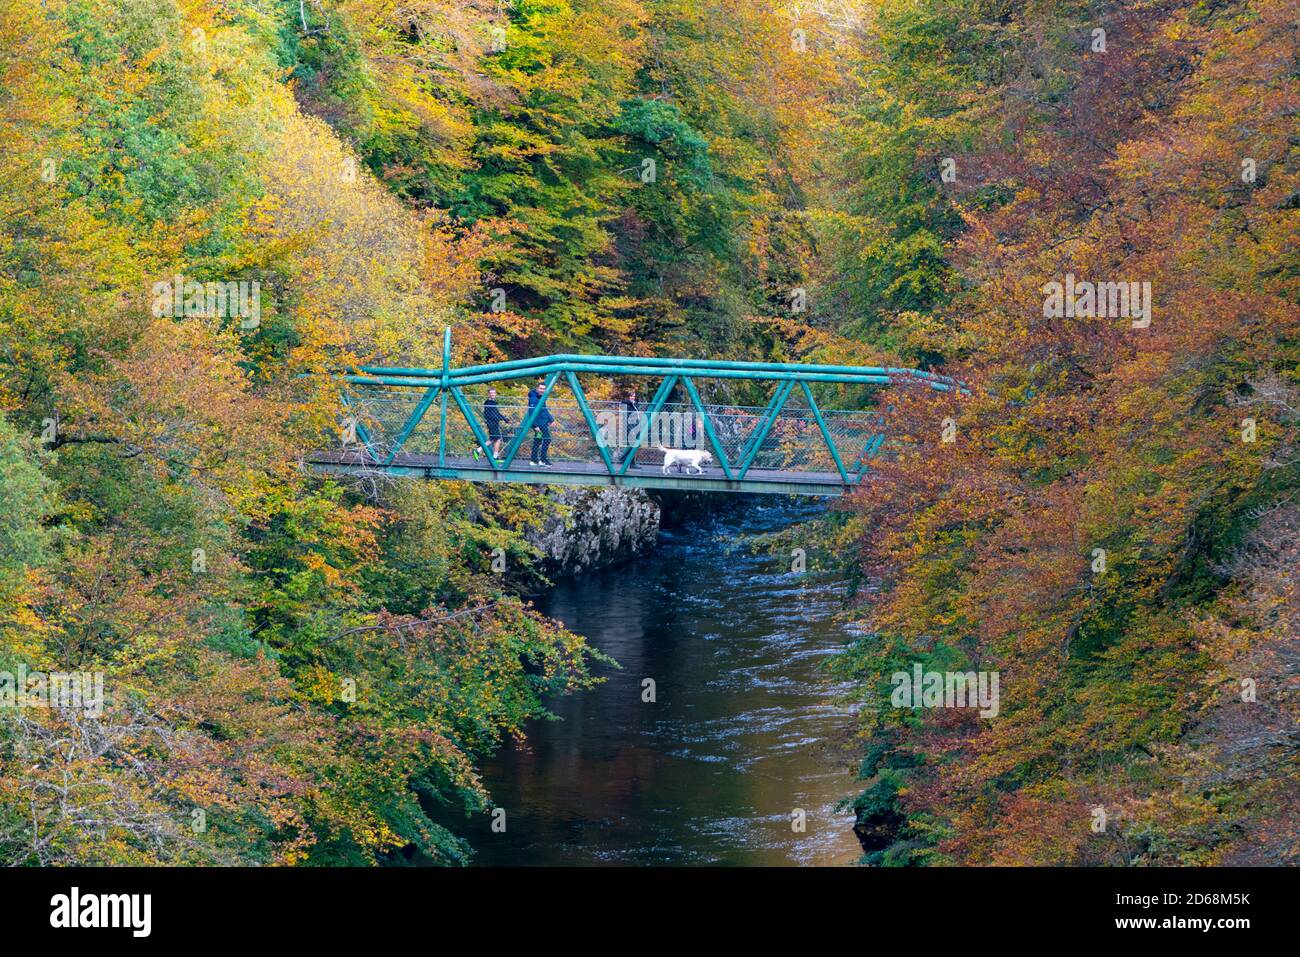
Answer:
xmin=338 ymin=385 xmax=882 ymax=476
xmin=341 ymin=388 xmax=426 ymax=457
xmin=770 ymin=414 xmax=831 ymax=472
xmin=822 ymin=408 xmax=885 ymax=473
xmin=456 ymin=390 xmax=614 ymax=465
xmin=706 ymin=407 xmax=766 ymax=464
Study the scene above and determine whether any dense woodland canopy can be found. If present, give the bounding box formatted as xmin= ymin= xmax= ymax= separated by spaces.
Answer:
xmin=0 ymin=0 xmax=1296 ymax=865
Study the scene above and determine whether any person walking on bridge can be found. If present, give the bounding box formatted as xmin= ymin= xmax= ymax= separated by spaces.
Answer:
xmin=616 ymin=389 xmax=641 ymax=469
xmin=528 ymin=378 xmax=553 ymax=467
xmin=473 ymin=388 xmax=505 ymax=462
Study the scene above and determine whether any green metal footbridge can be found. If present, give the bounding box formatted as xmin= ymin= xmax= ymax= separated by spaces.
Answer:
xmin=307 ymin=330 xmax=960 ymax=497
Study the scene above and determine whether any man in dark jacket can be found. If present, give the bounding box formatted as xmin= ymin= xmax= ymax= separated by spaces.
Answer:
xmin=528 ymin=379 xmax=553 ymax=467
xmin=617 ymin=389 xmax=640 ymax=468
xmin=474 ymin=388 xmax=505 ymax=462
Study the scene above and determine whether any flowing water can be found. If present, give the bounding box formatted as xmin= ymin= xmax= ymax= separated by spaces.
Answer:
xmin=470 ymin=499 xmax=864 ymax=866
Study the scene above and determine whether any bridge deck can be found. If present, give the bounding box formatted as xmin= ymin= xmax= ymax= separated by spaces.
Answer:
xmin=306 ymin=451 xmax=863 ymax=497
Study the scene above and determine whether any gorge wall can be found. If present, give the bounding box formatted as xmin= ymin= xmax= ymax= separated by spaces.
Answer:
xmin=528 ymin=487 xmax=661 ymax=576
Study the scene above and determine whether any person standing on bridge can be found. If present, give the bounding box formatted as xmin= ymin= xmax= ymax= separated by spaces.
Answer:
xmin=528 ymin=378 xmax=553 ymax=467
xmin=474 ymin=388 xmax=505 ymax=462
xmin=616 ymin=389 xmax=640 ymax=469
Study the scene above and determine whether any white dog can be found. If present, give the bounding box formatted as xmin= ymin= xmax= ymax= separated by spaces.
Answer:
xmin=659 ymin=446 xmax=713 ymax=475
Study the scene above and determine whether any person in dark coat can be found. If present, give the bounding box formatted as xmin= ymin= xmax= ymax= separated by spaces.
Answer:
xmin=617 ymin=389 xmax=640 ymax=468
xmin=528 ymin=379 xmax=553 ymax=467
xmin=474 ymin=388 xmax=505 ymax=461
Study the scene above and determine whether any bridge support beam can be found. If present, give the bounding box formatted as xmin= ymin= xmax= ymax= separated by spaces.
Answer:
xmin=306 ymin=455 xmax=850 ymax=497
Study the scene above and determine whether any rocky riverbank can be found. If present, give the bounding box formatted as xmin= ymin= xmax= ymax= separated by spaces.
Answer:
xmin=525 ymin=486 xmax=752 ymax=577
xmin=527 ymin=487 xmax=661 ymax=575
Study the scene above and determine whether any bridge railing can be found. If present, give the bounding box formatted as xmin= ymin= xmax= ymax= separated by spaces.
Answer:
xmin=321 ymin=329 xmax=959 ymax=486
xmin=343 ymin=393 xmax=887 ymax=478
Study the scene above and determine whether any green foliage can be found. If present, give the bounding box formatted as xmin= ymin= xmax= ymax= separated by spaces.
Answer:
xmin=6 ymin=0 xmax=1291 ymax=872
xmin=0 ymin=0 xmax=604 ymax=867
xmin=831 ymin=0 xmax=1300 ymax=865
xmin=449 ymin=0 xmax=645 ymax=337
xmin=0 ymin=414 xmax=56 ymax=590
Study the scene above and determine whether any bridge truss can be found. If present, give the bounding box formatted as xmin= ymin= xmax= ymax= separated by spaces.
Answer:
xmin=307 ymin=330 xmax=960 ymax=496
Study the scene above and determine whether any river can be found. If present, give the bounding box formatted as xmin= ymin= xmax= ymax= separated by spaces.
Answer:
xmin=470 ymin=498 xmax=864 ymax=866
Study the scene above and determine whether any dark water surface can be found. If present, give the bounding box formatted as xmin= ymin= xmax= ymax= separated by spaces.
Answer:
xmin=471 ymin=499 xmax=863 ymax=866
